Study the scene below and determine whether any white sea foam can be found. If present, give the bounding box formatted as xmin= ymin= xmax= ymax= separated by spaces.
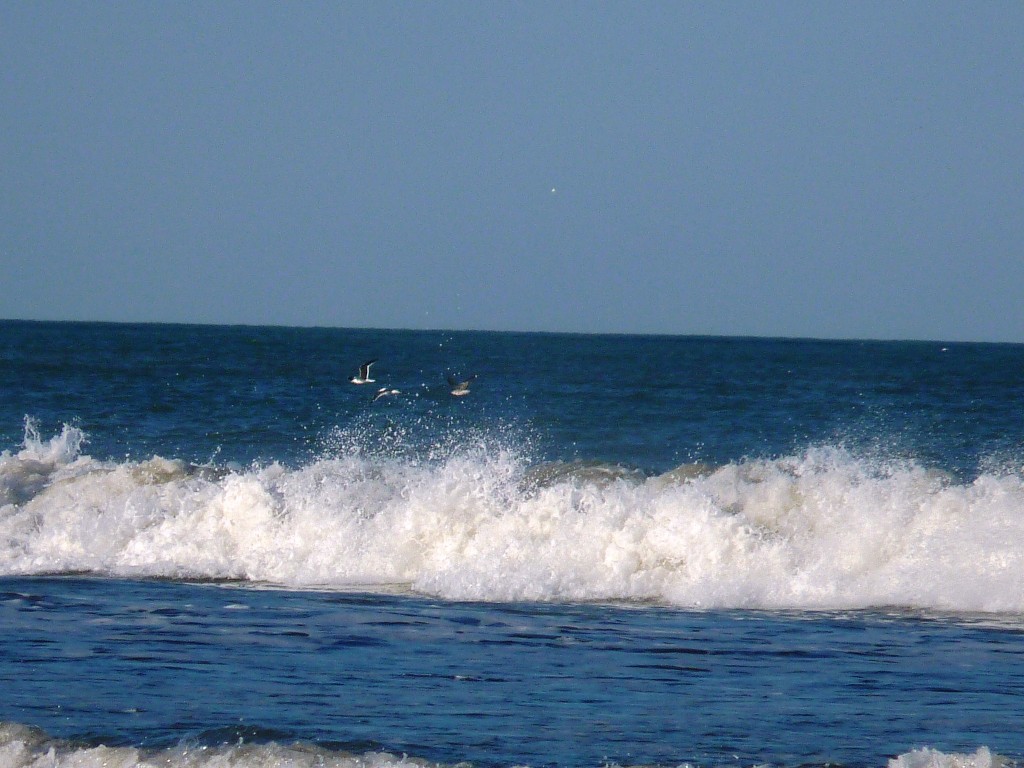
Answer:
xmin=0 ymin=723 xmax=1006 ymax=768
xmin=890 ymin=747 xmax=1005 ymax=768
xmin=0 ymin=722 xmax=435 ymax=768
xmin=4 ymin=423 xmax=1024 ymax=612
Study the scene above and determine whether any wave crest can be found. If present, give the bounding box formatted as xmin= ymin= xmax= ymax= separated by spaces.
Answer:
xmin=0 ymin=722 xmax=440 ymax=768
xmin=3 ymin=426 xmax=1024 ymax=612
xmin=0 ymin=722 xmax=1006 ymax=768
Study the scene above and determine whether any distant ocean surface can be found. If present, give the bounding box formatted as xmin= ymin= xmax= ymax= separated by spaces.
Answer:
xmin=3 ymin=320 xmax=1024 ymax=768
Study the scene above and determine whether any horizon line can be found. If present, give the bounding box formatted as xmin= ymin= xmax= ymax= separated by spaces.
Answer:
xmin=1 ymin=316 xmax=1018 ymax=347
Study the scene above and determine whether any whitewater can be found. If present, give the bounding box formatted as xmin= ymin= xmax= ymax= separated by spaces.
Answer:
xmin=5 ymin=419 xmax=1024 ymax=613
xmin=0 ymin=723 xmax=1007 ymax=768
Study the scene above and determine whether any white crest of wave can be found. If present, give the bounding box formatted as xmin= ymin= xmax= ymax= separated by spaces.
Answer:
xmin=0 ymin=722 xmax=437 ymax=768
xmin=890 ymin=747 xmax=1004 ymax=768
xmin=4 ymin=424 xmax=1024 ymax=612
xmin=0 ymin=723 xmax=1006 ymax=768
xmin=0 ymin=418 xmax=88 ymax=507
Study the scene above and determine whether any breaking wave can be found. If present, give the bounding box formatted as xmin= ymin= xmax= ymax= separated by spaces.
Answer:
xmin=4 ymin=420 xmax=1024 ymax=612
xmin=0 ymin=722 xmax=1009 ymax=768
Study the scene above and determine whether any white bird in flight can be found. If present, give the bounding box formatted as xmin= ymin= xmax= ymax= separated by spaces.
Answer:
xmin=372 ymin=387 xmax=401 ymax=402
xmin=448 ymin=374 xmax=477 ymax=397
xmin=350 ymin=359 xmax=377 ymax=384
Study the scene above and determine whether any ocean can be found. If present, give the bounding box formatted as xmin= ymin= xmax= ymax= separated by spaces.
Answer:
xmin=2 ymin=320 xmax=1024 ymax=768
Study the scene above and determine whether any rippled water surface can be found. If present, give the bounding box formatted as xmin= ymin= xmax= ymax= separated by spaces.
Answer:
xmin=3 ymin=577 xmax=1023 ymax=768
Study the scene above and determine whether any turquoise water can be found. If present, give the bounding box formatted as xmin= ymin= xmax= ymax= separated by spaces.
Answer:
xmin=2 ymin=320 xmax=1024 ymax=767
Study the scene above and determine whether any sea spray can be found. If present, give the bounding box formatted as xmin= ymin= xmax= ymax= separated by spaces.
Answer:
xmin=3 ymin=425 xmax=1024 ymax=612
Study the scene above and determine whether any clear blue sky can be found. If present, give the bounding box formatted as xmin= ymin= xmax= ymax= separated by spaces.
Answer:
xmin=2 ymin=2 xmax=1022 ymax=341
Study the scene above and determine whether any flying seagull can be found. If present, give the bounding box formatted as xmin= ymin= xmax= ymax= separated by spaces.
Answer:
xmin=372 ymin=387 xmax=401 ymax=402
xmin=350 ymin=360 xmax=377 ymax=384
xmin=448 ymin=374 xmax=477 ymax=397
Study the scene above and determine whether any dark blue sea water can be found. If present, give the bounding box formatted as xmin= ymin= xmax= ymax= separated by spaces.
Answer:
xmin=2 ymin=320 xmax=1024 ymax=768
